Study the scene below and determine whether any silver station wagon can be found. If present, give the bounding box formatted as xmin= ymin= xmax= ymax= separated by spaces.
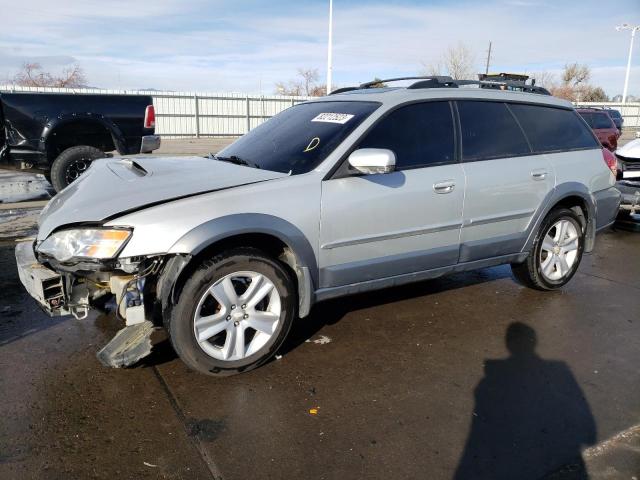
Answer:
xmin=16 ymin=76 xmax=621 ymax=376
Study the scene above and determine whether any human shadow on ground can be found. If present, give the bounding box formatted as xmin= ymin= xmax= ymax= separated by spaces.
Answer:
xmin=454 ymin=322 xmax=596 ymax=480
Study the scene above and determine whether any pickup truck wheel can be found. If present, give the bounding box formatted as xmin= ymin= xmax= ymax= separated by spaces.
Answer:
xmin=50 ymin=145 xmax=105 ymax=192
xmin=511 ymin=208 xmax=585 ymax=290
xmin=168 ymin=248 xmax=296 ymax=376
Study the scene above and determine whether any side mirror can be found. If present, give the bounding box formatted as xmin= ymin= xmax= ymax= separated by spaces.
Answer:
xmin=348 ymin=148 xmax=396 ymax=175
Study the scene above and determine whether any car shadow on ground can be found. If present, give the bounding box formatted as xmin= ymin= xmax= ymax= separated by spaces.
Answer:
xmin=279 ymin=265 xmax=513 ymax=356
xmin=134 ymin=265 xmax=513 ymax=369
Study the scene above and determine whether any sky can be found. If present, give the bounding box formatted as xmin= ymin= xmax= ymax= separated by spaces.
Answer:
xmin=0 ymin=0 xmax=638 ymax=97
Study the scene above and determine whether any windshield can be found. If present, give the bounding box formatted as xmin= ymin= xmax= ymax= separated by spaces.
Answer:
xmin=216 ymin=101 xmax=380 ymax=174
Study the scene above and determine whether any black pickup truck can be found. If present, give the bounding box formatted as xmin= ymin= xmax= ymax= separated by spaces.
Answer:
xmin=0 ymin=91 xmax=160 ymax=191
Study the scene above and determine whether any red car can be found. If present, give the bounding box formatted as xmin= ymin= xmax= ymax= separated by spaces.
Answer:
xmin=576 ymin=108 xmax=620 ymax=151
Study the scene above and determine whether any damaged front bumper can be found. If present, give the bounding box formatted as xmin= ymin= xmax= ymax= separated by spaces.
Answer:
xmin=15 ymin=241 xmax=68 ymax=316
xmin=14 ymin=241 xmax=184 ymax=367
xmin=617 ymin=180 xmax=640 ymax=214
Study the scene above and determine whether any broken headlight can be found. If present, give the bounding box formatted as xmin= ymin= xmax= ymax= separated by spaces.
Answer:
xmin=37 ymin=228 xmax=132 ymax=262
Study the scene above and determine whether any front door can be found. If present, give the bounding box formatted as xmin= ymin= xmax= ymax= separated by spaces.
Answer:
xmin=319 ymin=101 xmax=465 ymax=288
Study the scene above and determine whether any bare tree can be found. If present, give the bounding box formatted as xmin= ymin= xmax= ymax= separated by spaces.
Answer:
xmin=546 ymin=63 xmax=607 ymax=102
xmin=531 ymin=71 xmax=556 ymax=89
xmin=275 ymin=68 xmax=325 ymax=96
xmin=298 ymin=68 xmax=319 ymax=96
xmin=561 ymin=63 xmax=590 ymax=87
xmin=422 ymin=43 xmax=477 ymax=80
xmin=13 ymin=62 xmax=87 ymax=88
xmin=275 ymin=80 xmax=301 ymax=96
xmin=578 ymin=86 xmax=608 ymax=102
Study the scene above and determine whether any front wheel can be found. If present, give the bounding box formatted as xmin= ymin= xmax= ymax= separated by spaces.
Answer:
xmin=168 ymin=248 xmax=296 ymax=376
xmin=511 ymin=208 xmax=585 ymax=290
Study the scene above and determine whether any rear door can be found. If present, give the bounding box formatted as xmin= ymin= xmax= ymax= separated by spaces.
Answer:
xmin=319 ymin=101 xmax=465 ymax=288
xmin=457 ymin=100 xmax=555 ymax=262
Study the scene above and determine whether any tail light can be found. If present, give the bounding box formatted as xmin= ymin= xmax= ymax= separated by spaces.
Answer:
xmin=144 ymin=105 xmax=155 ymax=129
xmin=602 ymin=148 xmax=617 ymax=176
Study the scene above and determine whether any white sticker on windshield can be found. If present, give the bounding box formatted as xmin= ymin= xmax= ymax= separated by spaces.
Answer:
xmin=311 ymin=113 xmax=355 ymax=124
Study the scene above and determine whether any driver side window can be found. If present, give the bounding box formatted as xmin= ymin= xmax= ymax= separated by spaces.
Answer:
xmin=357 ymin=101 xmax=455 ymax=170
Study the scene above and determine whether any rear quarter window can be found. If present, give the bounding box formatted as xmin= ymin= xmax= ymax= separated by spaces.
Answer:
xmin=510 ymin=104 xmax=599 ymax=153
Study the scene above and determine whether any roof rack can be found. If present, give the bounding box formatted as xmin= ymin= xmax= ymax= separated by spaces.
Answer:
xmin=456 ymin=79 xmax=550 ymax=95
xmin=329 ymin=75 xmax=550 ymax=96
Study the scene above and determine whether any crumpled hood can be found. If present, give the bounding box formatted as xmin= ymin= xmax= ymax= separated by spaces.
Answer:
xmin=37 ymin=156 xmax=287 ymax=239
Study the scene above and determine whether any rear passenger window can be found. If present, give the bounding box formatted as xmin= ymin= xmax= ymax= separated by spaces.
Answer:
xmin=457 ymin=101 xmax=531 ymax=161
xmin=510 ymin=104 xmax=599 ymax=153
xmin=358 ymin=101 xmax=455 ymax=169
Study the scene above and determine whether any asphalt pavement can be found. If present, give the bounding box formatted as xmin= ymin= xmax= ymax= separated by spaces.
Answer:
xmin=1 ymin=228 xmax=639 ymax=479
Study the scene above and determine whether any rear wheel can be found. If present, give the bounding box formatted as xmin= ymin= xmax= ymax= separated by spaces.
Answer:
xmin=50 ymin=145 xmax=105 ymax=192
xmin=511 ymin=208 xmax=585 ymax=290
xmin=168 ymin=248 xmax=296 ymax=376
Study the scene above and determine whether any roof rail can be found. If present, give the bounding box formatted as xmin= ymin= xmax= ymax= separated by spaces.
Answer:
xmin=329 ymin=75 xmax=550 ymax=96
xmin=329 ymin=86 xmax=360 ymax=95
xmin=359 ymin=76 xmax=455 ymax=89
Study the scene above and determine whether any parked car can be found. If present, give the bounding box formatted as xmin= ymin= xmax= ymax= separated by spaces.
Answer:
xmin=615 ymin=138 xmax=640 ymax=216
xmin=16 ymin=76 xmax=620 ymax=376
xmin=576 ymin=108 xmax=620 ymax=151
xmin=0 ymin=92 xmax=160 ymax=191
xmin=604 ymin=108 xmax=624 ymax=131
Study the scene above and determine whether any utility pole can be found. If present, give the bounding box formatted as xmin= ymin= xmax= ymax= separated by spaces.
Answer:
xmin=616 ymin=24 xmax=639 ymax=103
xmin=485 ymin=41 xmax=492 ymax=75
xmin=326 ymin=0 xmax=333 ymax=94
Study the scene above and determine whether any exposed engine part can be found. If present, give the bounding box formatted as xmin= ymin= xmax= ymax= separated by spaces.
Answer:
xmin=65 ymin=277 xmax=90 ymax=320
xmin=111 ymin=258 xmax=163 ymax=325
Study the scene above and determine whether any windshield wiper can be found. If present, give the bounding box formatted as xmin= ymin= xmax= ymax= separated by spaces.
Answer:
xmin=210 ymin=154 xmax=260 ymax=169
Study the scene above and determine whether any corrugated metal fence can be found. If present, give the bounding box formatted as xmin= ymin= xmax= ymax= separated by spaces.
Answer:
xmin=1 ymin=85 xmax=639 ymax=134
xmin=0 ymin=85 xmax=310 ymax=137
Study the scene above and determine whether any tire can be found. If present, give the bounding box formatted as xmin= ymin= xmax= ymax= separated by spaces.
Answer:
xmin=168 ymin=248 xmax=296 ymax=376
xmin=511 ymin=208 xmax=585 ymax=290
xmin=50 ymin=145 xmax=106 ymax=192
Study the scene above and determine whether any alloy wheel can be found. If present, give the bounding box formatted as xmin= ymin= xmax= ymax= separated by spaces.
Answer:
xmin=65 ymin=157 xmax=91 ymax=184
xmin=539 ymin=219 xmax=580 ymax=282
xmin=193 ymin=271 xmax=282 ymax=361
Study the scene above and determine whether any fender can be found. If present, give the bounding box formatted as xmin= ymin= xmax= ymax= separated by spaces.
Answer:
xmin=168 ymin=213 xmax=319 ymax=318
xmin=40 ymin=113 xmax=128 ymax=154
xmin=522 ymin=182 xmax=597 ymax=254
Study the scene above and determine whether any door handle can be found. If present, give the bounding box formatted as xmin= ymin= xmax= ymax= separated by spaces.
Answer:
xmin=433 ymin=181 xmax=455 ymax=194
xmin=531 ymin=169 xmax=547 ymax=180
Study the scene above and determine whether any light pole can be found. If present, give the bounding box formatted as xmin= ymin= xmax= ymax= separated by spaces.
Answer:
xmin=326 ymin=0 xmax=333 ymax=94
xmin=616 ymin=23 xmax=639 ymax=103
